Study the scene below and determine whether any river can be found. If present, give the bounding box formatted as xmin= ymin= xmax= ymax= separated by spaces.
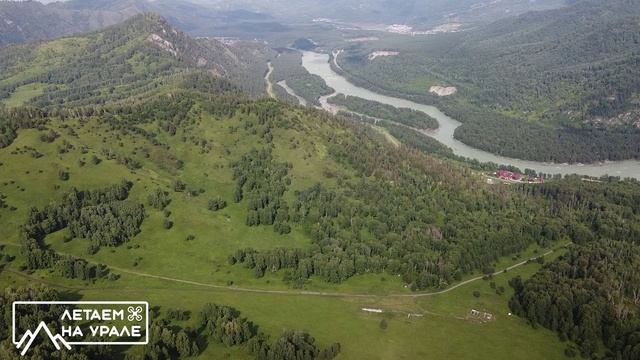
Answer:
xmin=301 ymin=51 xmax=640 ymax=179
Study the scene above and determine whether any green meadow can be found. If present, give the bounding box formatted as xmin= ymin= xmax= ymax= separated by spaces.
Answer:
xmin=1 ymin=83 xmax=48 ymax=107
xmin=0 ymin=99 xmax=571 ymax=359
xmin=0 ymin=244 xmax=567 ymax=360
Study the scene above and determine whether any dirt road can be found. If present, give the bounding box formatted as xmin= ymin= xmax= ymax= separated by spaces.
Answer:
xmin=265 ymin=62 xmax=275 ymax=98
xmin=0 ymin=241 xmax=557 ymax=299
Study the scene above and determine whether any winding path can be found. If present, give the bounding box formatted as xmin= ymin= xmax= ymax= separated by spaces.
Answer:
xmin=265 ymin=62 xmax=276 ymax=99
xmin=107 ymin=249 xmax=555 ymax=298
xmin=0 ymin=241 xmax=557 ymax=299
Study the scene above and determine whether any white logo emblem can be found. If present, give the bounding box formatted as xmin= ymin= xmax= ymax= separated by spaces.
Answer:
xmin=15 ymin=321 xmax=72 ymax=356
xmin=13 ymin=301 xmax=149 ymax=355
xmin=127 ymin=306 xmax=144 ymax=322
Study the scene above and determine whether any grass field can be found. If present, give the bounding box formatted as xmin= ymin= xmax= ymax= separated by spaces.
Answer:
xmin=0 ymin=99 xmax=571 ymax=359
xmin=1 ymin=83 xmax=48 ymax=107
xmin=0 ymin=245 xmax=568 ymax=359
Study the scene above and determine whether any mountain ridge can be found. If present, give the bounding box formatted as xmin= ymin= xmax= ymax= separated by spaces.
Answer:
xmin=0 ymin=0 xmax=130 ymax=46
xmin=0 ymin=12 xmax=272 ymax=107
xmin=0 ymin=0 xmax=275 ymax=46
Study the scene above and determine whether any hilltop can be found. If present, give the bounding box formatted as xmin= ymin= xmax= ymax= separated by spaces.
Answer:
xmin=0 ymin=13 xmax=273 ymax=104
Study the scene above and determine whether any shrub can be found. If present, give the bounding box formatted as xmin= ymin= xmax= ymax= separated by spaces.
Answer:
xmin=208 ymin=197 xmax=227 ymax=211
xmin=58 ymin=170 xmax=70 ymax=181
xmin=148 ymin=188 xmax=170 ymax=210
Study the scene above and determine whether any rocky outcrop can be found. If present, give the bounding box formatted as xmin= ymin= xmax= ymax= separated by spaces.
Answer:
xmin=429 ymin=86 xmax=457 ymax=96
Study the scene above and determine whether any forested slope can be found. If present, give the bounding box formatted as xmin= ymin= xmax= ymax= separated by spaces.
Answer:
xmin=337 ymin=0 xmax=640 ymax=163
xmin=0 ymin=11 xmax=639 ymax=360
xmin=0 ymin=13 xmax=272 ymax=105
xmin=0 ymin=0 xmax=130 ymax=46
xmin=0 ymin=0 xmax=281 ymax=46
xmin=509 ymin=180 xmax=640 ymax=359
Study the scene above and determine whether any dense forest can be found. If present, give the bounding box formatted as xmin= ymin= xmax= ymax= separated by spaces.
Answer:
xmin=328 ymin=94 xmax=438 ymax=130
xmin=229 ymin=111 xmax=640 ymax=291
xmin=21 ymin=181 xmax=140 ymax=279
xmin=271 ymin=51 xmax=334 ymax=106
xmin=336 ymin=0 xmax=640 ymax=163
xmin=449 ymin=105 xmax=640 ymax=163
xmin=232 ymin=148 xmax=293 ymax=234
xmin=199 ymin=303 xmax=340 ymax=360
xmin=337 ymin=111 xmax=454 ymax=158
xmin=508 ymin=179 xmax=640 ymax=358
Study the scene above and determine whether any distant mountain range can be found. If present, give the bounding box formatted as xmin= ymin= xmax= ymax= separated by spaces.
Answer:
xmin=191 ymin=0 xmax=568 ymax=26
xmin=0 ymin=0 xmax=571 ymax=46
xmin=0 ymin=0 xmax=127 ymax=45
xmin=0 ymin=0 xmax=278 ymax=46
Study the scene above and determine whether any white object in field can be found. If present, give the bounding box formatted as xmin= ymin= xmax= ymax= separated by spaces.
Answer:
xmin=429 ymin=86 xmax=458 ymax=96
xmin=362 ymin=308 xmax=383 ymax=313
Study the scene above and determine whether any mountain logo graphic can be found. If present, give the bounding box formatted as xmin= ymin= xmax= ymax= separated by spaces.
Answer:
xmin=15 ymin=321 xmax=71 ymax=356
xmin=13 ymin=300 xmax=149 ymax=354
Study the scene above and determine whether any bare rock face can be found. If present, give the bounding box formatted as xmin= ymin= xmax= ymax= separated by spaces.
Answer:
xmin=148 ymin=33 xmax=178 ymax=57
xmin=196 ymin=57 xmax=208 ymax=67
xmin=590 ymin=110 xmax=640 ymax=129
xmin=429 ymin=86 xmax=457 ymax=97
xmin=368 ymin=51 xmax=399 ymax=61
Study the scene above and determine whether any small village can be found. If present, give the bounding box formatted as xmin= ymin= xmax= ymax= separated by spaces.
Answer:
xmin=489 ymin=170 xmax=545 ymax=184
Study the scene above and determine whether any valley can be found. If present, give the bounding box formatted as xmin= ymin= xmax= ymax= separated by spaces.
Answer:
xmin=301 ymin=51 xmax=640 ymax=179
xmin=0 ymin=1 xmax=639 ymax=360
xmin=328 ymin=0 xmax=640 ymax=164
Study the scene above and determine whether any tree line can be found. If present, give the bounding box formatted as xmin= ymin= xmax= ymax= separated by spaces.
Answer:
xmin=20 ymin=181 xmax=143 ymax=280
xmin=229 ymin=116 xmax=582 ymax=289
xmin=200 ymin=303 xmax=341 ymax=360
xmin=509 ymin=178 xmax=640 ymax=359
xmin=232 ymin=149 xmax=292 ymax=235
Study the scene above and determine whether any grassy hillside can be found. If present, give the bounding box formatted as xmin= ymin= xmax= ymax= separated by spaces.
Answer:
xmin=0 ymin=86 xmax=572 ymax=360
xmin=1 ymin=12 xmax=639 ymax=360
